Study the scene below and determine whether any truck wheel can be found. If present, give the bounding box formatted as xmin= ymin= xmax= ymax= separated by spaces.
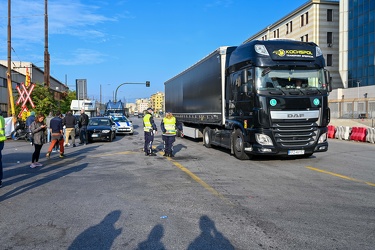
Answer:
xmin=203 ymin=127 xmax=212 ymax=148
xmin=232 ymin=129 xmax=250 ymax=160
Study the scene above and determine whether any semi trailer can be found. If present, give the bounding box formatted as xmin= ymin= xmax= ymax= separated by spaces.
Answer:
xmin=164 ymin=40 xmax=332 ymax=160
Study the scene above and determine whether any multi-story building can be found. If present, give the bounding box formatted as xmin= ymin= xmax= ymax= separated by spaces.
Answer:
xmin=243 ymin=0 xmax=340 ymax=88
xmin=150 ymin=91 xmax=164 ymax=113
xmin=243 ymin=0 xmax=375 ymax=118
xmin=135 ymin=98 xmax=150 ymax=114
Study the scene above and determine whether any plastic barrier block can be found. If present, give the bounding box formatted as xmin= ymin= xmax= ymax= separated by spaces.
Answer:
xmin=328 ymin=125 xmax=336 ymax=139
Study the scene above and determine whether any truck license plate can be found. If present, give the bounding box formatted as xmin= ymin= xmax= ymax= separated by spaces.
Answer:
xmin=288 ymin=150 xmax=305 ymax=155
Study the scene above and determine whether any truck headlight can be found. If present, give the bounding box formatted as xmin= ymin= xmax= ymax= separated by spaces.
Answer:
xmin=318 ymin=132 xmax=327 ymax=143
xmin=255 ymin=133 xmax=273 ymax=146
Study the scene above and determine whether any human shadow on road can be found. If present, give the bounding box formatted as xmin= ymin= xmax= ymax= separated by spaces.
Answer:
xmin=136 ymin=224 xmax=166 ymax=250
xmin=187 ymin=215 xmax=234 ymax=250
xmin=68 ymin=210 xmax=122 ymax=250
xmin=0 ymin=157 xmax=88 ymax=202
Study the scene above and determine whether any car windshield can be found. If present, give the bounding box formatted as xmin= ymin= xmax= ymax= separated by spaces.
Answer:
xmin=89 ymin=118 xmax=111 ymax=126
xmin=255 ymin=67 xmax=327 ymax=91
xmin=113 ymin=116 xmax=129 ymax=122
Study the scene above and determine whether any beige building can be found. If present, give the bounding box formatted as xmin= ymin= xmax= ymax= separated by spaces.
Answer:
xmin=150 ymin=91 xmax=164 ymax=113
xmin=243 ymin=0 xmax=341 ymax=89
xmin=135 ymin=98 xmax=150 ymax=114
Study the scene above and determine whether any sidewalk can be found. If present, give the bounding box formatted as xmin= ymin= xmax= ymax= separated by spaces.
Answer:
xmin=329 ymin=118 xmax=374 ymax=128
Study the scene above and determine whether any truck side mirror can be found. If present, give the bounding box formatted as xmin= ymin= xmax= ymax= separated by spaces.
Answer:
xmin=324 ymin=70 xmax=332 ymax=92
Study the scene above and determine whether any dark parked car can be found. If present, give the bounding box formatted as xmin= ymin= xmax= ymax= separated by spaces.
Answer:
xmin=87 ymin=117 xmax=117 ymax=142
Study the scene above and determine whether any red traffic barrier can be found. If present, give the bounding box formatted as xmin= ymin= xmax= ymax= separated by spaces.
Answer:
xmin=328 ymin=125 xmax=336 ymax=138
xmin=350 ymin=127 xmax=367 ymax=142
xmin=327 ymin=125 xmax=335 ymax=138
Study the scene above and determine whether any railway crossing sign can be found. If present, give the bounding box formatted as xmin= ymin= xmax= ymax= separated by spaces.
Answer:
xmin=16 ymin=83 xmax=36 ymax=108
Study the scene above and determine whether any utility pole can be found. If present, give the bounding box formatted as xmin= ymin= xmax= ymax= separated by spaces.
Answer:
xmin=7 ymin=0 xmax=16 ymax=119
xmin=44 ymin=0 xmax=50 ymax=87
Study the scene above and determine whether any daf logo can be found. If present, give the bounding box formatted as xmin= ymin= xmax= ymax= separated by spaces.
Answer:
xmin=288 ymin=114 xmax=304 ymax=118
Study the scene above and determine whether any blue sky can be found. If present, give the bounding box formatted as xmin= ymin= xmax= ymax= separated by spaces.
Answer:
xmin=0 ymin=0 xmax=307 ymax=103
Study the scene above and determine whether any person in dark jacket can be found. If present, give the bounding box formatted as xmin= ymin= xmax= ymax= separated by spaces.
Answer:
xmin=63 ymin=111 xmax=77 ymax=147
xmin=79 ymin=109 xmax=89 ymax=145
xmin=30 ymin=113 xmax=47 ymax=168
xmin=46 ymin=111 xmax=64 ymax=159
xmin=143 ymin=108 xmax=157 ymax=156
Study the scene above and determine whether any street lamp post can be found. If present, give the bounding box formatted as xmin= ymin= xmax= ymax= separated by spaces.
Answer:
xmin=114 ymin=81 xmax=150 ymax=102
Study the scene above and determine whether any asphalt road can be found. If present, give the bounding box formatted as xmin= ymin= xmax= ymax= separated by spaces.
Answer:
xmin=1 ymin=117 xmax=374 ymax=249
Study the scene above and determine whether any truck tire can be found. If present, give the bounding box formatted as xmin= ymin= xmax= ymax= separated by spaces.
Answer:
xmin=203 ymin=127 xmax=212 ymax=148
xmin=232 ymin=129 xmax=250 ymax=160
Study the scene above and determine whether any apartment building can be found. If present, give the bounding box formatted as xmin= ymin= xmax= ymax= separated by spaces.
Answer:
xmin=243 ymin=0 xmax=340 ymax=88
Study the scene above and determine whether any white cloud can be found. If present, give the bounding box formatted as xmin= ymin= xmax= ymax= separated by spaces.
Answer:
xmin=54 ymin=48 xmax=107 ymax=66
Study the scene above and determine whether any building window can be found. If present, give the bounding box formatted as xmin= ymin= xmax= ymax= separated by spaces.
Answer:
xmin=327 ymin=32 xmax=333 ymax=44
xmin=327 ymin=54 xmax=333 ymax=66
xmin=273 ymin=29 xmax=279 ymax=38
xmin=327 ymin=9 xmax=333 ymax=22
xmin=300 ymin=34 xmax=308 ymax=42
xmin=305 ymin=12 xmax=308 ymax=24
xmin=290 ymin=21 xmax=292 ymax=32
xmin=286 ymin=21 xmax=292 ymax=34
xmin=301 ymin=14 xmax=304 ymax=26
xmin=262 ymin=35 xmax=267 ymax=40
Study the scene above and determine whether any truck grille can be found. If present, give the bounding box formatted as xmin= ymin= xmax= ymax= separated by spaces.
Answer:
xmin=272 ymin=122 xmax=318 ymax=148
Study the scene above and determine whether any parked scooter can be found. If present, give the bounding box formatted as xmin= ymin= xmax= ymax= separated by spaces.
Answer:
xmin=11 ymin=119 xmax=33 ymax=142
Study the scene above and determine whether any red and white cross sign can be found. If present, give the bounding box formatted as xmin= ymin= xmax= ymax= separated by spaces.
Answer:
xmin=16 ymin=83 xmax=35 ymax=108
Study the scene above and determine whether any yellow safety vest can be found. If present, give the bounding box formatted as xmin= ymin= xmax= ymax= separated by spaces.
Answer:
xmin=143 ymin=114 xmax=152 ymax=132
xmin=0 ymin=116 xmax=6 ymax=142
xmin=163 ymin=117 xmax=176 ymax=135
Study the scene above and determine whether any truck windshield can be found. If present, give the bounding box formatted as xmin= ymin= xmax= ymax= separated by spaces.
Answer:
xmin=255 ymin=67 xmax=327 ymax=91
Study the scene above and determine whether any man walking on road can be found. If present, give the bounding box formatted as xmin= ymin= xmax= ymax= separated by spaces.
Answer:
xmin=79 ymin=109 xmax=89 ymax=145
xmin=143 ymin=108 xmax=157 ymax=156
xmin=63 ymin=111 xmax=77 ymax=147
xmin=46 ymin=111 xmax=64 ymax=159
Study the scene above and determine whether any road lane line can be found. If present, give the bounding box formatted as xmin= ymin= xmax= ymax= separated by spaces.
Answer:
xmin=167 ymin=157 xmax=233 ymax=205
xmin=306 ymin=166 xmax=375 ymax=187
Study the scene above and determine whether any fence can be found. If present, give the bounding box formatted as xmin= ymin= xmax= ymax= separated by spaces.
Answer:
xmin=329 ymin=97 xmax=375 ymax=119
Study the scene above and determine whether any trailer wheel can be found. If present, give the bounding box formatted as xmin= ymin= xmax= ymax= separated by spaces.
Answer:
xmin=232 ymin=129 xmax=250 ymax=160
xmin=203 ymin=127 xmax=212 ymax=148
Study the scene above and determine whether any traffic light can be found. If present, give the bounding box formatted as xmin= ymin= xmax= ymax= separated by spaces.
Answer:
xmin=146 ymin=81 xmax=150 ymax=87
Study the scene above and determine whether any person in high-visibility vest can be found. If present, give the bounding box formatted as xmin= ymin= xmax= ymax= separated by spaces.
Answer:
xmin=0 ymin=111 xmax=6 ymax=188
xmin=143 ymin=108 xmax=158 ymax=156
xmin=161 ymin=111 xmax=183 ymax=157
